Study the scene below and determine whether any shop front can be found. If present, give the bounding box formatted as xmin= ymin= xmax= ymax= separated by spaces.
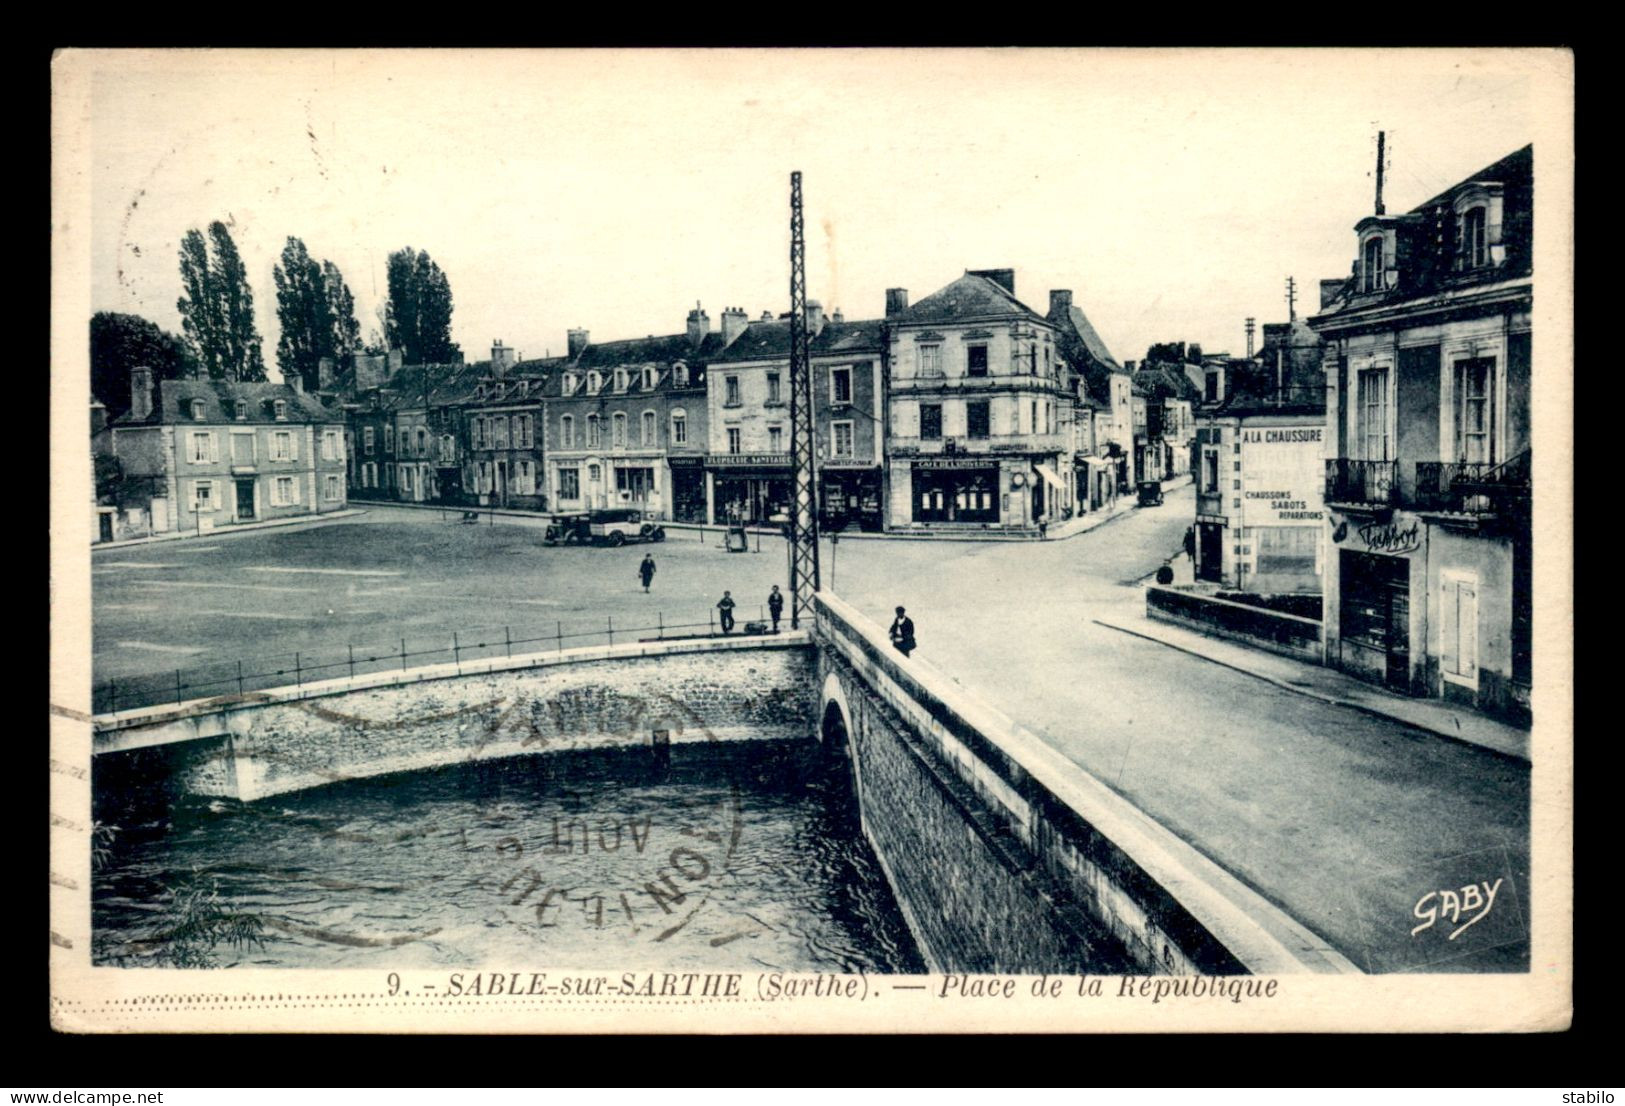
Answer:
xmin=707 ymin=453 xmax=792 ymax=524
xmin=910 ymin=460 xmax=1000 ymax=524
xmin=820 ymin=465 xmax=883 ymax=531
xmin=667 ymin=456 xmax=706 ymax=523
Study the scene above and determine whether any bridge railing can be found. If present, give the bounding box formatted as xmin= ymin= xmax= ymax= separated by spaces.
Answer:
xmin=93 ymin=606 xmax=780 ymax=716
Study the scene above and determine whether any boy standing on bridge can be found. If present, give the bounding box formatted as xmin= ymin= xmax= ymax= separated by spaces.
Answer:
xmin=767 ymin=585 xmax=784 ymax=632
xmin=890 ymin=606 xmax=916 ymax=657
xmin=717 ymin=590 xmax=736 ymax=634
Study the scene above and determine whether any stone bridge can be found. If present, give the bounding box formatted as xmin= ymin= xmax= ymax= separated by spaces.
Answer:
xmin=93 ymin=596 xmax=1357 ymax=976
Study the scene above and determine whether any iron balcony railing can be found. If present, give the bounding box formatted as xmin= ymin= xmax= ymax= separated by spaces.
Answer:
xmin=1325 ymin=459 xmax=1398 ymax=507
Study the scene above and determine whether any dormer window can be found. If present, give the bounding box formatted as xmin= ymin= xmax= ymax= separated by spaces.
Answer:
xmin=190 ymin=398 xmax=207 ymax=421
xmin=273 ymin=399 xmax=288 ymax=421
xmin=587 ymin=371 xmax=601 ymax=393
xmin=642 ymin=367 xmax=655 ymax=390
xmin=614 ymin=369 xmax=628 ymax=392
xmin=474 ymin=384 xmax=485 ymax=401
xmin=1362 ymin=235 xmax=1386 ymax=293
xmin=563 ymin=373 xmax=577 ymax=395
xmin=1461 ymin=206 xmax=1488 ymax=269
xmin=673 ymin=364 xmax=689 ymax=387
xmin=516 ymin=380 xmax=529 ymax=398
xmin=492 ymin=382 xmax=505 ymax=400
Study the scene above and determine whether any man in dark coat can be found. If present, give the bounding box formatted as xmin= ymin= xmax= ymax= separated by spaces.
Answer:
xmin=717 ymin=590 xmax=736 ymax=634
xmin=889 ymin=606 xmax=916 ymax=657
xmin=767 ymin=585 xmax=784 ymax=632
xmin=639 ymin=554 xmax=656 ymax=593
xmin=1183 ymin=525 xmax=1197 ymax=567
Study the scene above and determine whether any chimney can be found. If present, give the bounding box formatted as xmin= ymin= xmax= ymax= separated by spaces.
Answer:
xmin=721 ymin=306 xmax=749 ymax=346
xmin=387 ymin=349 xmax=403 ymax=378
xmin=317 ymin=356 xmax=337 ymax=392
xmin=761 ymin=311 xmax=774 ymax=322
xmin=832 ymin=307 xmax=844 ymax=325
xmin=1048 ymin=289 xmax=1073 ymax=319
xmin=130 ymin=365 xmax=154 ymax=421
xmin=90 ymin=401 xmax=107 ymax=436
xmin=1319 ymin=279 xmax=1344 ymax=310
xmin=567 ymin=328 xmax=590 ymax=358
xmin=885 ymin=288 xmax=909 ymax=317
xmin=968 ymin=268 xmax=1016 ymax=295
xmin=288 ymin=372 xmax=305 ymax=394
xmin=1124 ymin=360 xmax=1137 ymax=373
xmin=686 ymin=301 xmax=711 ymax=348
xmin=492 ymin=339 xmax=518 ymax=376
xmin=805 ymin=300 xmax=825 ymax=337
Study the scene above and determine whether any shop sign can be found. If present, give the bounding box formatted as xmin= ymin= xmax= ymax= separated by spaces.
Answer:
xmin=1239 ymin=423 xmax=1325 ymax=527
xmin=914 ymin=457 xmax=999 ymax=470
xmin=706 ymin=453 xmax=790 ymax=467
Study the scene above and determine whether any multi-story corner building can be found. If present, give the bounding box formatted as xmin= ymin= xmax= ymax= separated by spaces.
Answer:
xmin=1310 ymin=144 xmax=1533 ymax=723
xmin=100 ymin=369 xmax=347 ymax=537
xmin=884 ymin=270 xmax=1073 ymax=531
xmin=547 ymin=305 xmax=725 ymax=521
xmin=1047 ymin=289 xmax=1129 ymax=511
xmin=1191 ymin=320 xmax=1329 ymax=593
xmin=463 ymin=342 xmax=549 ymax=509
xmin=703 ymin=302 xmax=887 ymax=530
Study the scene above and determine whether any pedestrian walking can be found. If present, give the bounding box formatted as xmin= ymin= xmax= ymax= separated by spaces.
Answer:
xmin=717 ymin=590 xmax=736 ymax=634
xmin=889 ymin=606 xmax=916 ymax=657
xmin=1183 ymin=525 xmax=1197 ymax=567
xmin=638 ymin=553 xmax=656 ymax=593
xmin=767 ymin=585 xmax=784 ymax=632
xmin=1038 ymin=516 xmax=1049 ymax=540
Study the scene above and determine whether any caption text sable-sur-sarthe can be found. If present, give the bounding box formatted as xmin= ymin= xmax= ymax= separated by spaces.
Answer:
xmin=407 ymin=972 xmax=1281 ymax=1005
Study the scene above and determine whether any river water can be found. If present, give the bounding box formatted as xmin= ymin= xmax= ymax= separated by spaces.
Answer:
xmin=92 ymin=741 xmax=925 ymax=973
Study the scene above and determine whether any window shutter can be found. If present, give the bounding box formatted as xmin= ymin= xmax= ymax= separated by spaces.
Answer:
xmin=209 ymin=433 xmax=220 ymax=463
xmin=1459 ymin=581 xmax=1477 ymax=681
xmin=290 ymin=432 xmax=300 ymax=461
xmin=1440 ymin=582 xmax=1459 ymax=676
xmin=292 ymin=475 xmax=301 ymax=504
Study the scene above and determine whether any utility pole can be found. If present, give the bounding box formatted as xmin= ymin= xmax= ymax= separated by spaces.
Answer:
xmin=786 ymin=171 xmax=821 ymax=628
xmin=1284 ymin=277 xmax=1297 ymax=322
xmin=1245 ymin=317 xmax=1256 ymax=359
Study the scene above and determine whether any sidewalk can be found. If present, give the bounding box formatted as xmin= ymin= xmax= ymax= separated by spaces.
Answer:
xmin=93 ymin=508 xmax=370 ymax=551
xmin=1093 ymin=602 xmax=1530 ymax=762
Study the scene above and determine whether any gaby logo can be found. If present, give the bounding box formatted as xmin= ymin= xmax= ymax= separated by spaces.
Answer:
xmin=1412 ymin=878 xmax=1505 ymax=940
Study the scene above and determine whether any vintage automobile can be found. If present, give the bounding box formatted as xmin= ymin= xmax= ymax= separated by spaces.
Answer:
xmin=1137 ymin=480 xmax=1164 ymax=507
xmin=586 ymin=508 xmax=666 ymax=546
xmin=542 ymin=512 xmax=593 ymax=545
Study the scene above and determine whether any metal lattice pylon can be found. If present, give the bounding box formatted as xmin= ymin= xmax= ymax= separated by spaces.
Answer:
xmin=786 ymin=171 xmax=821 ymax=628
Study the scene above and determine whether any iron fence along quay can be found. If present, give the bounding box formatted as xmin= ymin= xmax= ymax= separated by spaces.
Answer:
xmin=93 ymin=606 xmax=780 ymax=716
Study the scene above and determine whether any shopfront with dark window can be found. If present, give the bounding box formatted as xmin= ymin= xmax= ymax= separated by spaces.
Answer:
xmin=1338 ymin=549 xmax=1412 ymax=691
xmin=911 ymin=461 xmax=999 ymax=524
xmin=821 ymin=467 xmax=883 ymax=531
xmin=708 ymin=453 xmax=791 ymax=524
xmin=668 ymin=457 xmax=706 ymax=523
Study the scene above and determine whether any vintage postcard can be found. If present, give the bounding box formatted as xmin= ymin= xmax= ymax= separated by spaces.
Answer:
xmin=49 ymin=47 xmax=1573 ymax=1033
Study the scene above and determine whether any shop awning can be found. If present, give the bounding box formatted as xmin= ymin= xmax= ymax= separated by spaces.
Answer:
xmin=1033 ymin=463 xmax=1066 ymax=491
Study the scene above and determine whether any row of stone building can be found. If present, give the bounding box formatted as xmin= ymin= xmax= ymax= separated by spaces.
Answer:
xmin=1172 ymin=144 xmax=1534 ymax=725
xmin=333 ymin=268 xmax=1195 ymax=533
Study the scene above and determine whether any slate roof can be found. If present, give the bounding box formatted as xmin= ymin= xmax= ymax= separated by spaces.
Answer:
xmin=572 ymin=333 xmax=727 ymax=370
xmin=889 ymin=273 xmax=1050 ymax=326
xmin=114 ymin=379 xmax=340 ymax=426
xmin=710 ymin=317 xmax=887 ymax=365
xmin=1132 ymin=362 xmax=1204 ymax=403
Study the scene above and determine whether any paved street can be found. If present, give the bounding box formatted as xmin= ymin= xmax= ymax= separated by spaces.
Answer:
xmin=91 ymin=489 xmax=1530 ymax=971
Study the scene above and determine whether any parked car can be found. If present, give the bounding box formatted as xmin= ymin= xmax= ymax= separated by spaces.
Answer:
xmin=1137 ymin=480 xmax=1164 ymax=507
xmin=543 ymin=513 xmax=593 ymax=545
xmin=587 ymin=508 xmax=666 ymax=546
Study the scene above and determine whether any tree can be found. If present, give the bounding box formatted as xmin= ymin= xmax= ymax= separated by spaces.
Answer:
xmin=385 ymin=247 xmax=461 ymax=365
xmin=273 ymin=237 xmax=331 ymax=392
xmin=177 ymin=220 xmax=266 ymax=382
xmin=90 ymin=311 xmax=196 ymax=417
xmin=323 ymin=261 xmax=361 ymax=362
